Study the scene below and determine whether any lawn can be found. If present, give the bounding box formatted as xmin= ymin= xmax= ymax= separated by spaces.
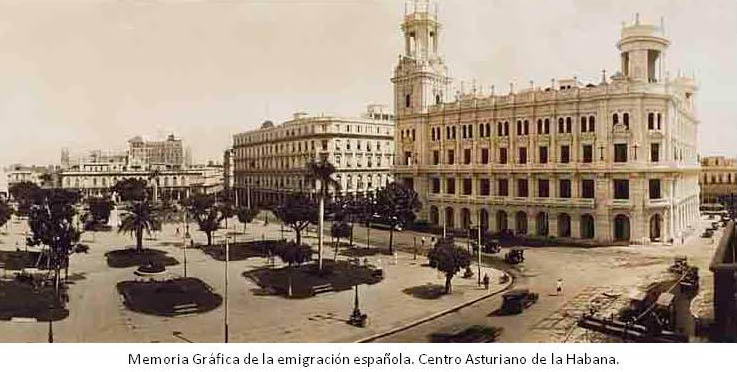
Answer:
xmin=0 ymin=250 xmax=42 ymax=270
xmin=0 ymin=279 xmax=69 ymax=321
xmin=244 ymin=259 xmax=384 ymax=299
xmin=200 ymin=240 xmax=285 ymax=262
xmin=117 ymin=277 xmax=222 ymax=317
xmin=105 ymin=248 xmax=180 ymax=268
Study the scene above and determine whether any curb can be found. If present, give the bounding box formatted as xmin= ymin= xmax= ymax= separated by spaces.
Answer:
xmin=353 ymin=270 xmax=515 ymax=343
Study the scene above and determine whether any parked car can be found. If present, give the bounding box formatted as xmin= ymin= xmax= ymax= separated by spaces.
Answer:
xmin=500 ymin=288 xmax=539 ymax=314
xmin=701 ymin=230 xmax=714 ymax=238
xmin=504 ymin=249 xmax=525 ymax=264
xmin=473 ymin=239 xmax=501 ymax=254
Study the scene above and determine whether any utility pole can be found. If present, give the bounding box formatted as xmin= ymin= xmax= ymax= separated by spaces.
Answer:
xmin=224 ymin=218 xmax=230 ymax=343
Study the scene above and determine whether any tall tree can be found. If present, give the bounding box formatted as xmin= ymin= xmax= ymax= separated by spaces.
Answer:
xmin=236 ymin=206 xmax=260 ymax=235
xmin=273 ymin=193 xmax=317 ymax=247
xmin=85 ymin=196 xmax=115 ymax=230
xmin=427 ymin=237 xmax=471 ymax=294
xmin=118 ymin=201 xmax=161 ymax=252
xmin=188 ymin=193 xmax=234 ymax=246
xmin=0 ymin=199 xmax=13 ymax=230
xmin=375 ymin=182 xmax=422 ymax=254
xmin=111 ymin=178 xmax=148 ymax=203
xmin=306 ymin=159 xmax=340 ymax=272
xmin=330 ymin=221 xmax=351 ymax=260
xmin=26 ymin=189 xmax=82 ymax=295
xmin=9 ymin=181 xmax=42 ymax=217
xmin=274 ymin=241 xmax=312 ymax=297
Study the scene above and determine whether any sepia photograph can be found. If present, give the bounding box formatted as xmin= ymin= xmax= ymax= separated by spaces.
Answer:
xmin=0 ymin=0 xmax=735 ymax=345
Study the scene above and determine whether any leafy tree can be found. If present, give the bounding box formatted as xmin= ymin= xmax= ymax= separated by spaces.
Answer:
xmin=9 ymin=181 xmax=42 ymax=217
xmin=375 ymin=182 xmax=422 ymax=254
xmin=274 ymin=241 xmax=312 ymax=297
xmin=187 ymin=193 xmax=234 ymax=246
xmin=118 ymin=201 xmax=162 ymax=252
xmin=26 ymin=189 xmax=82 ymax=295
xmin=306 ymin=159 xmax=340 ymax=272
xmin=427 ymin=237 xmax=471 ymax=294
xmin=273 ymin=193 xmax=317 ymax=247
xmin=236 ymin=206 xmax=260 ymax=235
xmin=330 ymin=221 xmax=351 ymax=260
xmin=0 ymin=199 xmax=13 ymax=230
xmin=84 ymin=196 xmax=115 ymax=230
xmin=39 ymin=173 xmax=54 ymax=188
xmin=112 ymin=178 xmax=148 ymax=203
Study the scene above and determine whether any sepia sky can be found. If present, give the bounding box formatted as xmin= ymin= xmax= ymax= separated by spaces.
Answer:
xmin=0 ymin=0 xmax=735 ymax=166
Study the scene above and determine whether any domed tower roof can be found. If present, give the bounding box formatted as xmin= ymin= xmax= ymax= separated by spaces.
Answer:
xmin=260 ymin=120 xmax=274 ymax=129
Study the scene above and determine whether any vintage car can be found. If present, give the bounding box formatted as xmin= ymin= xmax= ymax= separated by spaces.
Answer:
xmin=701 ymin=229 xmax=714 ymax=238
xmin=473 ymin=239 xmax=501 ymax=254
xmin=500 ymin=288 xmax=539 ymax=314
xmin=504 ymin=249 xmax=525 ymax=264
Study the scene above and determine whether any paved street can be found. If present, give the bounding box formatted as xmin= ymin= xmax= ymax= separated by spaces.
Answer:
xmin=0 ymin=210 xmax=507 ymax=342
xmin=364 ymin=216 xmax=722 ymax=342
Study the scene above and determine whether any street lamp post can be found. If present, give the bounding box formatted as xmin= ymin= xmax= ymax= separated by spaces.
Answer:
xmin=48 ymin=305 xmax=54 ymax=343
xmin=224 ymin=217 xmax=230 ymax=343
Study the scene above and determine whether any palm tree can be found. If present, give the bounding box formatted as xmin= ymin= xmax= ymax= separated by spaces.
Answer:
xmin=306 ymin=158 xmax=340 ymax=272
xmin=118 ymin=201 xmax=161 ymax=253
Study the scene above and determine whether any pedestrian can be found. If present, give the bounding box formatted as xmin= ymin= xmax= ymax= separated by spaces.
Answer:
xmin=556 ymin=278 xmax=563 ymax=296
xmin=483 ymin=273 xmax=490 ymax=290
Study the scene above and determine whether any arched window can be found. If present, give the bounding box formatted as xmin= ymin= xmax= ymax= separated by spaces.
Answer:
xmin=537 ymin=119 xmax=543 ymax=134
xmin=544 ymin=118 xmax=550 ymax=134
xmin=524 ymin=120 xmax=529 ymax=135
xmin=485 ymin=123 xmax=490 ymax=137
xmin=558 ymin=118 xmax=564 ymax=133
xmin=405 ymin=94 xmax=411 ymax=108
xmin=504 ymin=121 xmax=509 ymax=136
xmin=589 ymin=115 xmax=595 ymax=132
xmin=581 ymin=116 xmax=588 ymax=132
xmin=613 ymin=113 xmax=619 ymax=125
xmin=566 ymin=117 xmax=572 ymax=133
xmin=657 ymin=113 xmax=662 ymax=130
xmin=497 ymin=122 xmax=503 ymax=137
xmin=648 ymin=112 xmax=655 ymax=130
xmin=478 ymin=123 xmax=484 ymax=137
xmin=517 ymin=120 xmax=522 ymax=135
xmin=435 ymin=94 xmax=441 ymax=104
xmin=623 ymin=113 xmax=630 ymax=128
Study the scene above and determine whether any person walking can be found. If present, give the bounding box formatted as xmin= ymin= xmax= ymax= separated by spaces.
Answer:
xmin=556 ymin=278 xmax=563 ymax=296
xmin=483 ymin=273 xmax=490 ymax=290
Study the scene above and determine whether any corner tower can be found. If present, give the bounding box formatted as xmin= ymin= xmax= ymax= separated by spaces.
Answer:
xmin=392 ymin=0 xmax=450 ymax=117
xmin=616 ymin=14 xmax=670 ymax=83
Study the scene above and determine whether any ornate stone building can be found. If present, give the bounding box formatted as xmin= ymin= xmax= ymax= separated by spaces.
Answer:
xmin=393 ymin=2 xmax=700 ymax=244
xmin=700 ymin=155 xmax=736 ymax=206
xmin=231 ymin=105 xmax=395 ymax=206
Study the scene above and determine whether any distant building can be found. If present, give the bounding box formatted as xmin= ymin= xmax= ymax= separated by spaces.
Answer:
xmin=700 ymin=156 xmax=737 ymax=205
xmin=58 ymin=134 xmax=220 ymax=199
xmin=4 ymin=164 xmax=57 ymax=189
xmin=128 ymin=134 xmax=184 ymax=168
xmin=231 ymin=105 xmax=395 ymax=206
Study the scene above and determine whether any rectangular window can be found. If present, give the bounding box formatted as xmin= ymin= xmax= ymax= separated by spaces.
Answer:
xmin=614 ymin=144 xmax=628 ymax=162
xmin=559 ymin=179 xmax=571 ymax=198
xmin=481 ymin=148 xmax=489 ymax=164
xmin=431 ymin=178 xmax=441 ymax=193
xmin=583 ymin=144 xmax=593 ymax=163
xmin=464 ymin=149 xmax=472 ymax=165
xmin=463 ymin=178 xmax=472 ymax=195
xmin=499 ymin=148 xmax=508 ymax=164
xmin=538 ymin=179 xmax=550 ymax=198
xmin=651 ymin=143 xmax=660 ymax=162
xmin=560 ymin=145 xmax=570 ymax=164
xmin=446 ymin=178 xmax=456 ymax=194
xmin=321 ymin=140 xmax=328 ymax=150
xmin=519 ymin=147 xmax=527 ymax=164
xmin=539 ymin=146 xmax=548 ymax=164
xmin=480 ymin=178 xmax=490 ymax=196
xmin=517 ymin=179 xmax=529 ymax=198
xmin=582 ymin=179 xmax=595 ymax=199
xmin=433 ymin=150 xmax=439 ymax=165
xmin=448 ymin=150 xmax=455 ymax=165
xmin=498 ymin=179 xmax=509 ymax=197
xmin=649 ymin=179 xmax=661 ymax=199
xmin=614 ymin=179 xmax=630 ymax=199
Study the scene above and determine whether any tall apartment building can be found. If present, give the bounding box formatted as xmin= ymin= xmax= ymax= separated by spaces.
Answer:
xmin=393 ymin=2 xmax=700 ymax=244
xmin=700 ymin=156 xmax=736 ymax=205
xmin=231 ymin=105 xmax=395 ymax=206
xmin=128 ymin=134 xmax=184 ymax=168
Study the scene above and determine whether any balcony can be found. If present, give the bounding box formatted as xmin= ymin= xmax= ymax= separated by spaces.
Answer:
xmin=647 ymin=198 xmax=670 ymax=208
